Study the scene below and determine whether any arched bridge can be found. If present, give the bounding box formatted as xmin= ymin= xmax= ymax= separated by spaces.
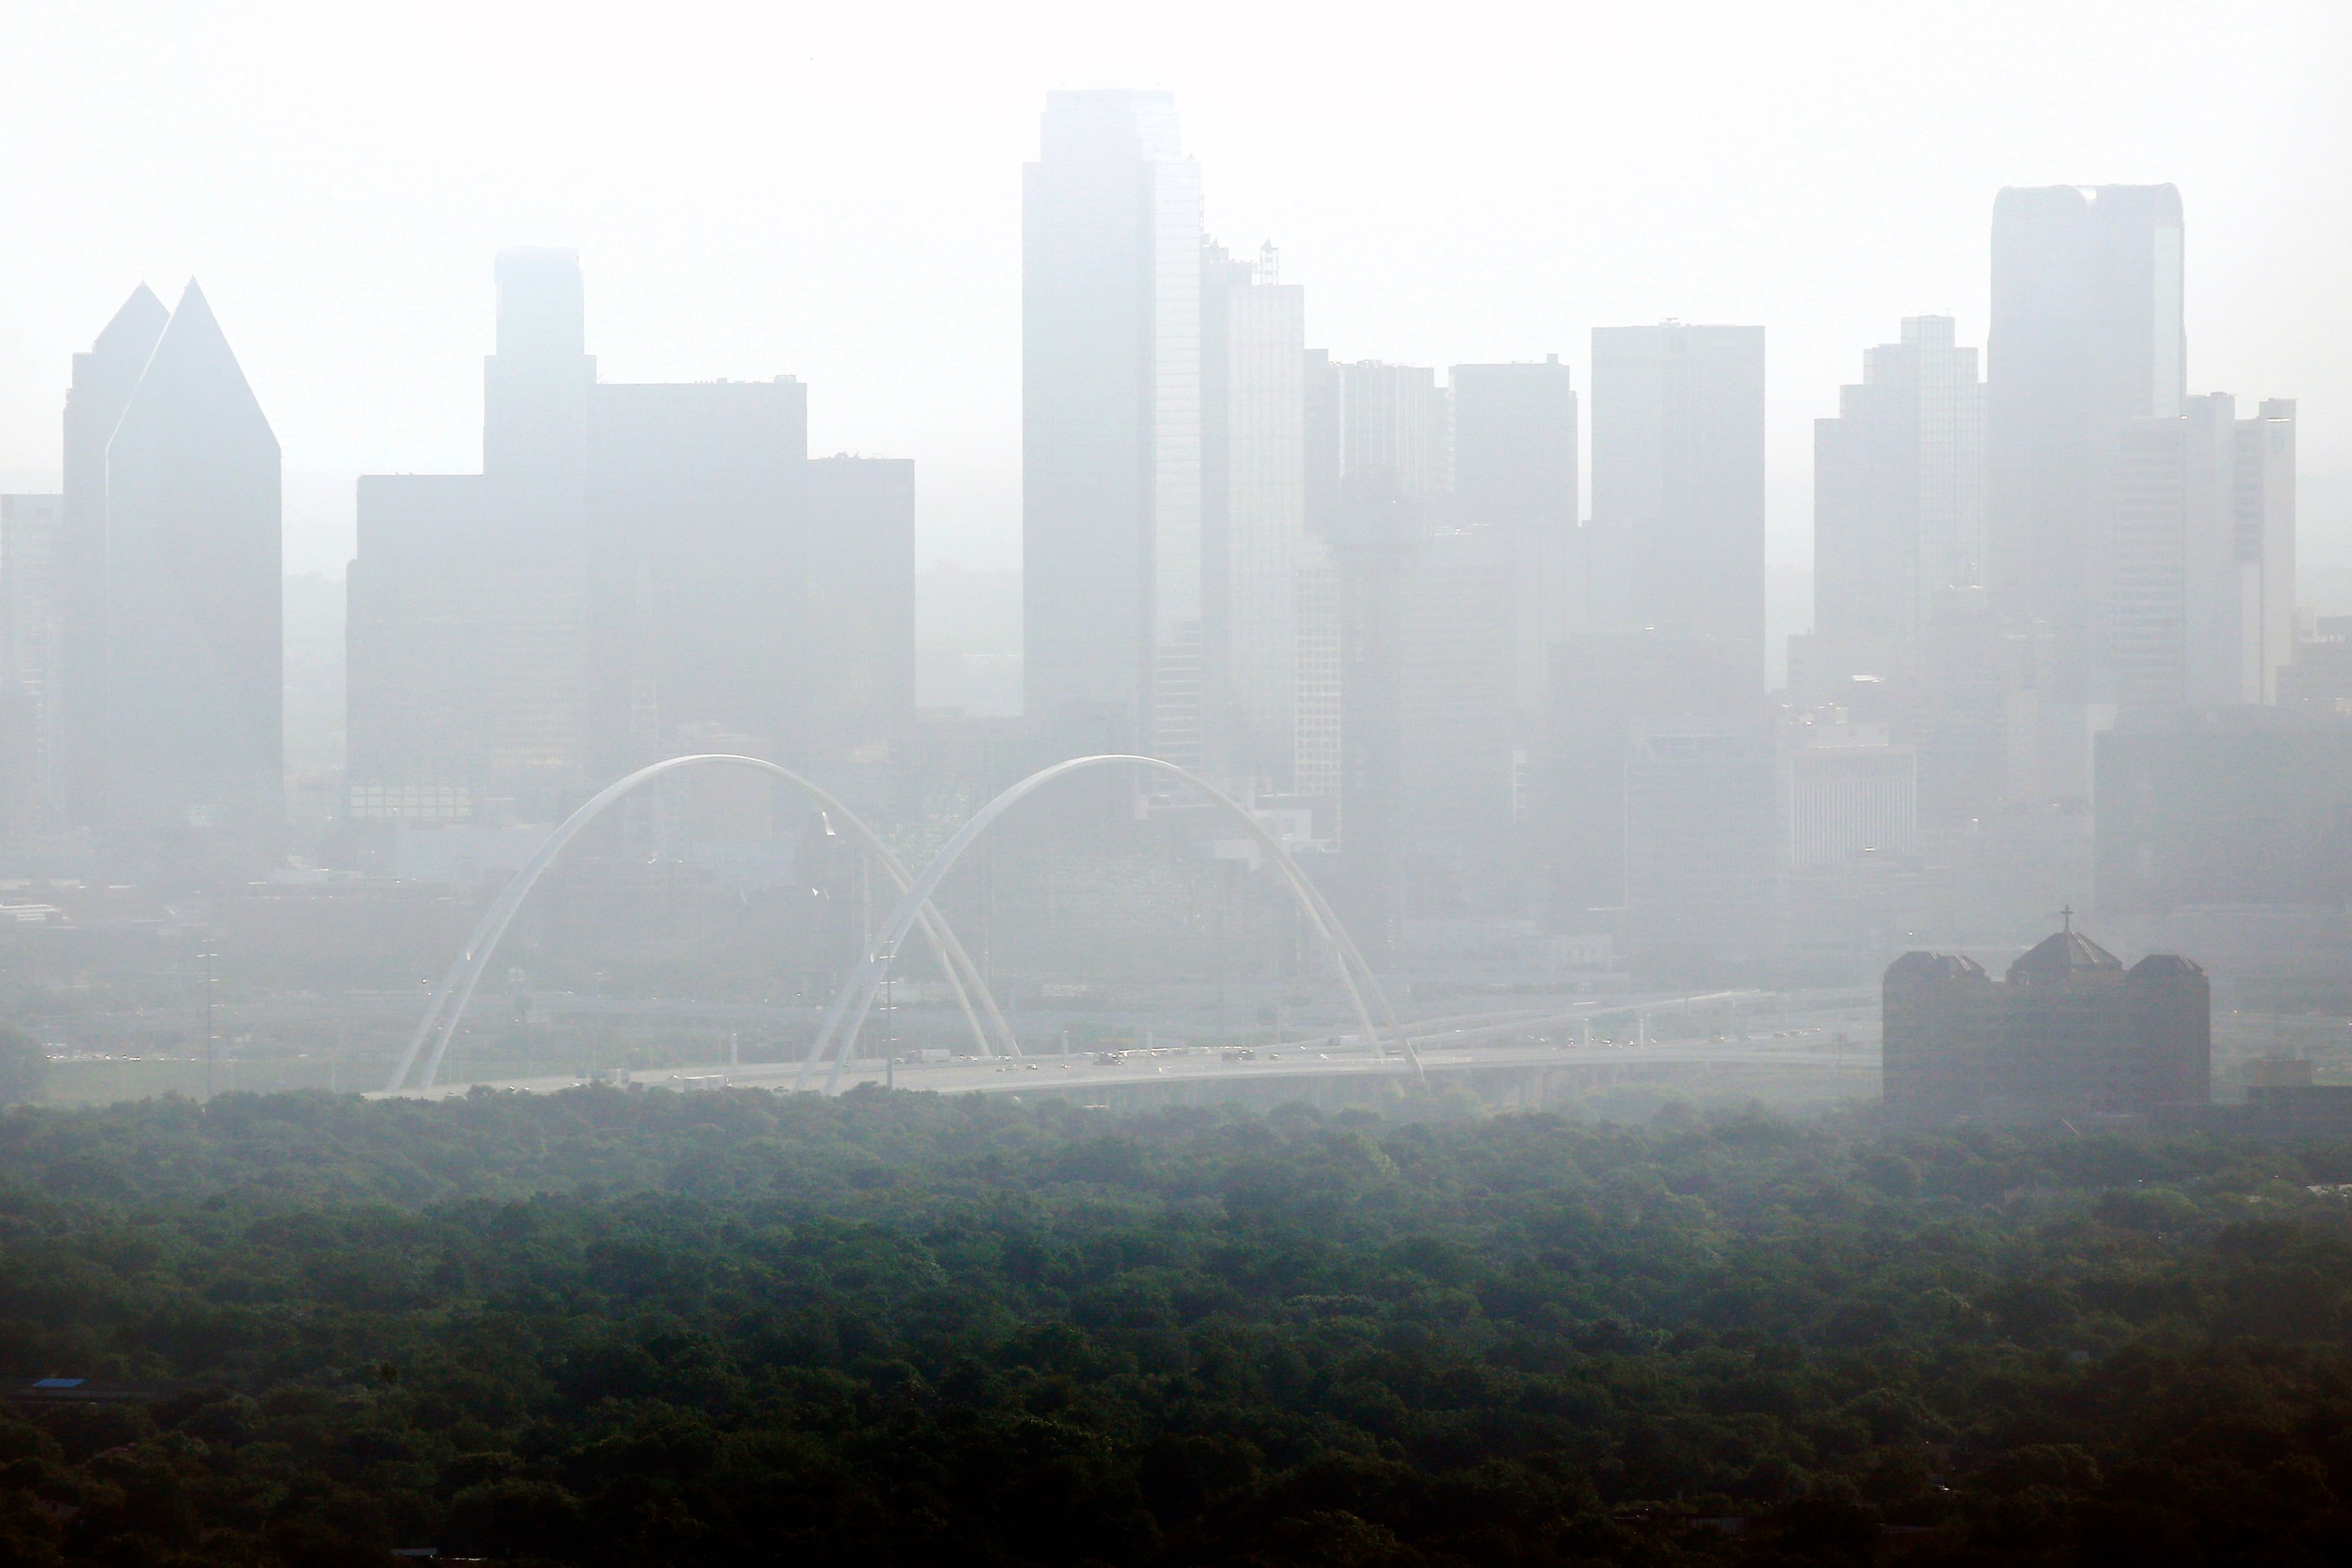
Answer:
xmin=383 ymin=755 xmax=1014 ymax=1092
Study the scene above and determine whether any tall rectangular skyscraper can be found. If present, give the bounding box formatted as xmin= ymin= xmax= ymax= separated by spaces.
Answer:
xmin=1811 ymin=316 xmax=1986 ymax=686
xmin=1591 ymin=324 xmax=1767 ymax=685
xmin=347 ymin=251 xmax=897 ymax=825
xmin=1988 ymin=184 xmax=2186 ymax=706
xmin=351 ymin=250 xmax=603 ymax=820
xmin=586 ymin=377 xmax=807 ymax=776
xmin=2107 ymin=402 xmax=2291 ymax=718
xmin=1022 ymin=90 xmax=1202 ymax=746
xmin=1452 ymin=357 xmax=1578 ymax=708
xmin=1201 ymin=240 xmax=1306 ymax=785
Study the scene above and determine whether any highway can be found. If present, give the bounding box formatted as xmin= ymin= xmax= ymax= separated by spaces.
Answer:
xmin=370 ymin=1015 xmax=1880 ymax=1103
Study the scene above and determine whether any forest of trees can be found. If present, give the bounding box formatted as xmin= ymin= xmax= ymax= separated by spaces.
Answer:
xmin=0 ymin=1083 xmax=2350 ymax=1565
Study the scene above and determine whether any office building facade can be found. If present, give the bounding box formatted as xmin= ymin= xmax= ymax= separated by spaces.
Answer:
xmin=55 ymin=285 xmax=170 ymax=829
xmin=1452 ymin=357 xmax=1578 ymax=711
xmin=1809 ymin=316 xmax=1985 ymax=688
xmin=1591 ymin=323 xmax=1767 ymax=685
xmin=348 ymin=250 xmax=910 ymax=825
xmin=1022 ymin=90 xmax=1202 ymax=746
xmin=99 ymin=282 xmax=283 ymax=838
xmin=1987 ymin=185 xmax=2186 ymax=711
xmin=0 ymin=494 xmax=63 ymax=833
xmin=1200 ymin=240 xmax=1308 ymax=786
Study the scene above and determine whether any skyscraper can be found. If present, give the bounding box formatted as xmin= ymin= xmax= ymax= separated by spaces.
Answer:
xmin=804 ymin=455 xmax=918 ymax=777
xmin=1333 ymin=361 xmax=1448 ymax=503
xmin=2182 ymin=396 xmax=2295 ymax=706
xmin=1809 ymin=316 xmax=1985 ymax=688
xmin=0 ymin=493 xmax=63 ymax=834
xmin=347 ymin=250 xmax=903 ymax=823
xmin=56 ymin=284 xmax=169 ymax=827
xmin=350 ymin=250 xmax=602 ymax=821
xmin=1591 ymin=323 xmax=1767 ymax=685
xmin=1452 ymin=357 xmax=1579 ymax=709
xmin=100 ymin=281 xmax=283 ymax=837
xmin=1987 ymin=184 xmax=2186 ymax=707
xmin=587 ymin=377 xmax=807 ymax=778
xmin=1200 ymin=240 xmax=1306 ymax=785
xmin=1022 ymin=90 xmax=1201 ymax=746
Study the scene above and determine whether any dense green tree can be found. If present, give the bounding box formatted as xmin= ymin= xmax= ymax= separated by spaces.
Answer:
xmin=0 ymin=1027 xmax=44 ymax=1106
xmin=0 ymin=1087 xmax=2348 ymax=1562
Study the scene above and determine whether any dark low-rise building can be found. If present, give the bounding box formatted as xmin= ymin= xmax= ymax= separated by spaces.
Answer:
xmin=1884 ymin=926 xmax=2208 ymax=1123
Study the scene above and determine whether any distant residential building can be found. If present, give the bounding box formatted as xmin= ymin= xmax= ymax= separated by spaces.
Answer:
xmin=1807 ymin=316 xmax=1985 ymax=690
xmin=1591 ymin=323 xmax=1767 ymax=685
xmin=101 ymin=282 xmax=283 ymax=838
xmin=1023 ymin=89 xmax=1202 ymax=746
xmin=1201 ymin=240 xmax=1308 ymax=787
xmin=1884 ymin=928 xmax=2209 ymax=1123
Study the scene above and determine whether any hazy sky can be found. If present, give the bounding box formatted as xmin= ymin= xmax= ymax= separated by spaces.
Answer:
xmin=3 ymin=0 xmax=2347 ymax=601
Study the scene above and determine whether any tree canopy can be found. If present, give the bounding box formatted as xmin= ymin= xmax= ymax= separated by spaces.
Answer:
xmin=0 ymin=1085 xmax=2349 ymax=1565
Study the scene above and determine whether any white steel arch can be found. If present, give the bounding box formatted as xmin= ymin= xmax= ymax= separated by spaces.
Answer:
xmin=798 ymin=755 xmax=1419 ymax=1093
xmin=382 ymin=755 xmax=1017 ymax=1093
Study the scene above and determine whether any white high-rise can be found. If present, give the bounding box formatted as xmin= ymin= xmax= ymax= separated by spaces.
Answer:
xmin=1810 ymin=316 xmax=1986 ymax=687
xmin=1988 ymin=185 xmax=2186 ymax=707
xmin=2076 ymin=393 xmax=2294 ymax=715
xmin=1022 ymin=91 xmax=1202 ymax=746
xmin=1201 ymin=240 xmax=1306 ymax=784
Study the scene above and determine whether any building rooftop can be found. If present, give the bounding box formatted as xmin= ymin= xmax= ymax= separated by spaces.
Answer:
xmin=2007 ymin=928 xmax=2124 ymax=984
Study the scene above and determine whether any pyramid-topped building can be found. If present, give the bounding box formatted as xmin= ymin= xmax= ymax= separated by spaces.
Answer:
xmin=52 ymin=283 xmax=173 ymax=828
xmin=101 ymin=280 xmax=282 ymax=839
xmin=1884 ymin=926 xmax=2208 ymax=1124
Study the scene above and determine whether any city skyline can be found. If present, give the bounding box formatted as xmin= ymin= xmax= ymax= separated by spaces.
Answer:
xmin=5 ymin=16 xmax=2352 ymax=1547
xmin=0 ymin=3 xmax=2343 ymax=598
